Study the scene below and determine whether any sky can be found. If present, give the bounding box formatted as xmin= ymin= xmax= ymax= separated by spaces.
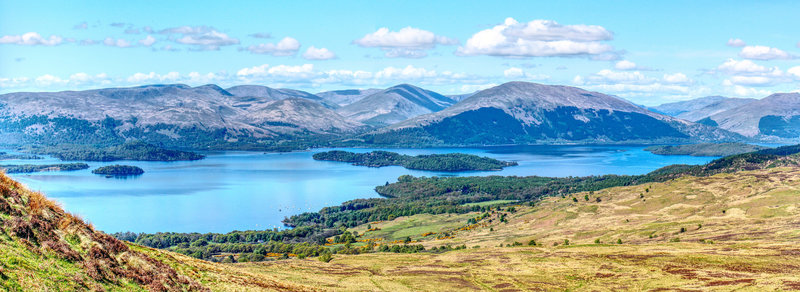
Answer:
xmin=1 ymin=0 xmax=799 ymax=106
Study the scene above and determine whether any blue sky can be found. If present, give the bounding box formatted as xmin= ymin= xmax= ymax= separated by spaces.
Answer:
xmin=1 ymin=0 xmax=799 ymax=105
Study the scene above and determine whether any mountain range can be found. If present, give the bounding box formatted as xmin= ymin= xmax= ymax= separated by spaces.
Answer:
xmin=367 ymin=82 xmax=741 ymax=145
xmin=3 ymin=81 xmax=799 ymax=150
xmin=652 ymin=93 xmax=800 ymax=139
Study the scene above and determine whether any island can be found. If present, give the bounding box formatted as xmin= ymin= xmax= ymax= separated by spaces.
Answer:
xmin=0 ymin=152 xmax=42 ymax=160
xmin=29 ymin=141 xmax=205 ymax=162
xmin=91 ymin=165 xmax=145 ymax=176
xmin=644 ymin=143 xmax=770 ymax=157
xmin=1 ymin=163 xmax=90 ymax=173
xmin=312 ymin=150 xmax=518 ymax=171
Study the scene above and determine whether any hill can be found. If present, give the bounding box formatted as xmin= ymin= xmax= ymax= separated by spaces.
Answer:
xmin=651 ymin=96 xmax=755 ymax=121
xmin=336 ymin=84 xmax=455 ymax=126
xmin=313 ymin=150 xmax=517 ymax=171
xmin=706 ymin=92 xmax=800 ymax=139
xmin=364 ymin=82 xmax=744 ymax=145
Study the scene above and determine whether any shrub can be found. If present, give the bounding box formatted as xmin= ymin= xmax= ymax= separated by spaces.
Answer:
xmin=318 ymin=252 xmax=333 ymax=263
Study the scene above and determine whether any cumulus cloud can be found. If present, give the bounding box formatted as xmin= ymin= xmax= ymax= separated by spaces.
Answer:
xmin=138 ymin=35 xmax=156 ymax=47
xmin=788 ymin=66 xmax=800 ymax=79
xmin=614 ymin=60 xmax=639 ymax=70
xmin=302 ymin=46 xmax=336 ymax=60
xmin=103 ymin=37 xmax=133 ymax=48
xmin=160 ymin=26 xmax=239 ymax=50
xmin=726 ymin=38 xmax=746 ymax=47
xmin=739 ymin=45 xmax=794 ymax=60
xmin=503 ymin=67 xmax=549 ymax=80
xmin=573 ymin=69 xmax=695 ymax=100
xmin=456 ymin=18 xmax=615 ymax=58
xmin=715 ymin=59 xmax=791 ymax=87
xmin=126 ymin=71 xmax=181 ymax=83
xmin=354 ymin=27 xmax=457 ymax=58
xmin=242 ymin=37 xmax=300 ymax=56
xmin=0 ymin=32 xmax=65 ymax=46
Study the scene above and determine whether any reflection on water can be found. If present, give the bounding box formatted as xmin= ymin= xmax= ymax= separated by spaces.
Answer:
xmin=3 ymin=145 xmax=715 ymax=233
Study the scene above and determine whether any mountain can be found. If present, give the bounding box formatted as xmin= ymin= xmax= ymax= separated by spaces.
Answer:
xmin=0 ymin=84 xmax=363 ymax=148
xmin=652 ymin=96 xmax=755 ymax=122
xmin=705 ymin=92 xmax=800 ymax=138
xmin=446 ymin=92 xmax=477 ymax=102
xmin=366 ymin=82 xmax=743 ymax=145
xmin=336 ymin=84 xmax=456 ymax=126
xmin=226 ymin=85 xmax=338 ymax=109
xmin=316 ymin=88 xmax=382 ymax=107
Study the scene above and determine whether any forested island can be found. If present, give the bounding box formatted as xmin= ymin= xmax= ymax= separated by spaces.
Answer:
xmin=0 ymin=152 xmax=41 ymax=160
xmin=28 ymin=141 xmax=205 ymax=162
xmin=1 ymin=163 xmax=89 ymax=173
xmin=312 ymin=150 xmax=518 ymax=171
xmin=92 ymin=165 xmax=144 ymax=176
xmin=645 ymin=142 xmax=770 ymax=157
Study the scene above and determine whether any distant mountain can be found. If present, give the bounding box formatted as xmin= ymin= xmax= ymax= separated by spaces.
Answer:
xmin=226 ymin=85 xmax=338 ymax=109
xmin=336 ymin=84 xmax=455 ymax=126
xmin=316 ymin=88 xmax=382 ymax=107
xmin=0 ymin=84 xmax=363 ymax=148
xmin=652 ymin=96 xmax=755 ymax=122
xmin=366 ymin=82 xmax=742 ymax=145
xmin=705 ymin=92 xmax=800 ymax=138
xmin=446 ymin=92 xmax=477 ymax=102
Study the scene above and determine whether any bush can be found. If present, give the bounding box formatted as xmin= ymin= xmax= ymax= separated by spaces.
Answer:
xmin=318 ymin=252 xmax=333 ymax=263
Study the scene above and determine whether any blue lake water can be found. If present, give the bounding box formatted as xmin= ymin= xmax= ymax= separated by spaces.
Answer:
xmin=2 ymin=145 xmax=716 ymax=233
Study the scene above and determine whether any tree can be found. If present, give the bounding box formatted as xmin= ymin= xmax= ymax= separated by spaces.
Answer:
xmin=528 ymin=240 xmax=536 ymax=246
xmin=617 ymin=239 xmax=623 ymax=244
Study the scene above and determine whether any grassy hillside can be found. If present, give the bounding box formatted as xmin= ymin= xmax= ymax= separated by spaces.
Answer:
xmin=645 ymin=142 xmax=770 ymax=156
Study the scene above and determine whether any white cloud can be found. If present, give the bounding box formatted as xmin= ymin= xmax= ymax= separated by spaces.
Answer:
xmin=302 ymin=46 xmax=336 ymax=60
xmin=726 ymin=38 xmax=746 ymax=47
xmin=714 ymin=59 xmax=787 ymax=86
xmin=374 ymin=65 xmax=438 ymax=80
xmin=236 ymin=64 xmax=270 ymax=77
xmin=243 ymin=37 xmax=300 ymax=56
xmin=138 ymin=35 xmax=156 ymax=47
xmin=103 ymin=37 xmax=133 ymax=48
xmin=0 ymin=32 xmax=64 ymax=46
xmin=788 ymin=66 xmax=800 ymax=79
xmin=384 ymin=48 xmax=428 ymax=58
xmin=460 ymin=83 xmax=498 ymax=93
xmin=354 ymin=27 xmax=457 ymax=48
xmin=126 ymin=72 xmax=181 ymax=83
xmin=160 ymin=26 xmax=239 ymax=50
xmin=456 ymin=18 xmax=615 ymax=58
xmin=504 ymin=67 xmax=524 ymax=78
xmin=614 ymin=60 xmax=637 ymax=70
xmin=503 ymin=67 xmax=549 ymax=80
xmin=354 ymin=27 xmax=457 ymax=58
xmin=739 ymin=45 xmax=793 ymax=60
xmin=662 ymin=73 xmax=691 ymax=84
xmin=716 ymin=59 xmax=776 ymax=75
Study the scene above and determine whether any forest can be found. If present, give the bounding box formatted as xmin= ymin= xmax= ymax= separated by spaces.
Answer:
xmin=313 ymin=150 xmax=518 ymax=171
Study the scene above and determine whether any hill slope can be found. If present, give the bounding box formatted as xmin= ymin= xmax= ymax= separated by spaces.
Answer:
xmin=336 ymin=84 xmax=455 ymax=126
xmin=367 ymin=82 xmax=743 ymax=145
xmin=652 ymin=96 xmax=755 ymax=122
